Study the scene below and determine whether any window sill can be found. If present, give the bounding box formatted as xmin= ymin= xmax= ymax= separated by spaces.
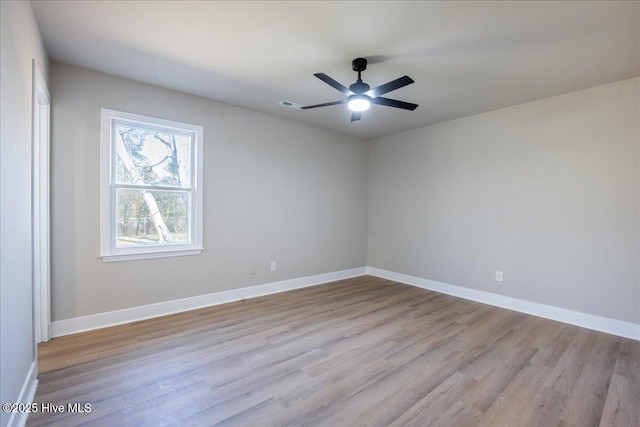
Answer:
xmin=101 ymin=248 xmax=203 ymax=263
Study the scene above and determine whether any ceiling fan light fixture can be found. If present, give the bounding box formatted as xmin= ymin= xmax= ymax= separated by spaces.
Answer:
xmin=301 ymin=59 xmax=417 ymax=120
xmin=347 ymin=95 xmax=371 ymax=112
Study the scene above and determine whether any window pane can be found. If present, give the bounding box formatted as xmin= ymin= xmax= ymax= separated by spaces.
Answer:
xmin=116 ymin=189 xmax=190 ymax=247
xmin=115 ymin=124 xmax=191 ymax=187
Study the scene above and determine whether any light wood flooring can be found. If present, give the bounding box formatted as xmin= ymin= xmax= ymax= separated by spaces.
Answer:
xmin=29 ymin=276 xmax=639 ymax=426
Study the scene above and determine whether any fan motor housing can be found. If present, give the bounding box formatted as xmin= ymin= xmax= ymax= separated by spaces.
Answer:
xmin=349 ymin=81 xmax=370 ymax=94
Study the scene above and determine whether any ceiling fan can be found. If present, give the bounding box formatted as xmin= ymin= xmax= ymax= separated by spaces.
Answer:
xmin=302 ymin=57 xmax=418 ymax=122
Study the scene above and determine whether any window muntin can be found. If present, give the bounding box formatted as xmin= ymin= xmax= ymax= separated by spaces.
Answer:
xmin=100 ymin=109 xmax=203 ymax=261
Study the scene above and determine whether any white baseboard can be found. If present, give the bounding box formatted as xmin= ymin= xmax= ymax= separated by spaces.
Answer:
xmin=51 ymin=267 xmax=367 ymax=337
xmin=367 ymin=267 xmax=640 ymax=341
xmin=7 ymin=361 xmax=38 ymax=427
xmin=51 ymin=265 xmax=639 ymax=341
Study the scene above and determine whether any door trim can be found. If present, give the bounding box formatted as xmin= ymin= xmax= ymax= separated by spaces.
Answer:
xmin=32 ymin=60 xmax=51 ymax=344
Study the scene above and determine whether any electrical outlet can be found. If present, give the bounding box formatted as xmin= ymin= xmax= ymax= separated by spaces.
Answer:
xmin=270 ymin=261 xmax=277 ymax=272
xmin=496 ymin=271 xmax=503 ymax=282
xmin=250 ymin=265 xmax=257 ymax=275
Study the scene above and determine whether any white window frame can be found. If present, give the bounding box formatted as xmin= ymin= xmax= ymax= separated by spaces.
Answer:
xmin=100 ymin=109 xmax=203 ymax=262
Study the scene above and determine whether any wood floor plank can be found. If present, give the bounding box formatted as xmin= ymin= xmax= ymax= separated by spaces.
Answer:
xmin=530 ymin=324 xmax=578 ymax=368
xmin=460 ymin=344 xmax=538 ymax=413
xmin=315 ymin=350 xmax=469 ymax=427
xmin=544 ymin=328 xmax=598 ymax=394
xmin=560 ymin=333 xmax=621 ymax=426
xmin=599 ymin=374 xmax=640 ymax=427
xmin=387 ymin=371 xmax=476 ymax=427
xmin=28 ymin=276 xmax=639 ymax=426
xmin=613 ymin=339 xmax=640 ymax=382
xmin=278 ymin=358 xmax=396 ymax=419
xmin=475 ymin=362 xmax=553 ymax=427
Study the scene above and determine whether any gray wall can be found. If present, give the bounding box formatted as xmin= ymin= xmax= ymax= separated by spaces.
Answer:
xmin=368 ymin=77 xmax=640 ymax=324
xmin=0 ymin=2 xmax=49 ymax=426
xmin=50 ymin=63 xmax=368 ymax=321
xmin=50 ymin=64 xmax=639 ymax=327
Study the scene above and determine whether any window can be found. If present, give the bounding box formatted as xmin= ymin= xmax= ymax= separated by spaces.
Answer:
xmin=100 ymin=109 xmax=203 ymax=262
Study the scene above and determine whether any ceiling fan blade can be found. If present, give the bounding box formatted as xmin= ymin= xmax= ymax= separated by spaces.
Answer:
xmin=365 ymin=75 xmax=414 ymax=98
xmin=314 ymin=73 xmax=354 ymax=96
xmin=351 ymin=112 xmax=362 ymax=122
xmin=371 ymin=96 xmax=418 ymax=111
xmin=301 ymin=99 xmax=346 ymax=110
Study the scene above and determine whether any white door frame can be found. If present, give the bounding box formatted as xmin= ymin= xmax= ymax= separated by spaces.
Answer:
xmin=32 ymin=60 xmax=51 ymax=343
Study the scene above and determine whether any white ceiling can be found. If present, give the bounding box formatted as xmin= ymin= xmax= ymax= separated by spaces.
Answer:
xmin=31 ymin=1 xmax=639 ymax=139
